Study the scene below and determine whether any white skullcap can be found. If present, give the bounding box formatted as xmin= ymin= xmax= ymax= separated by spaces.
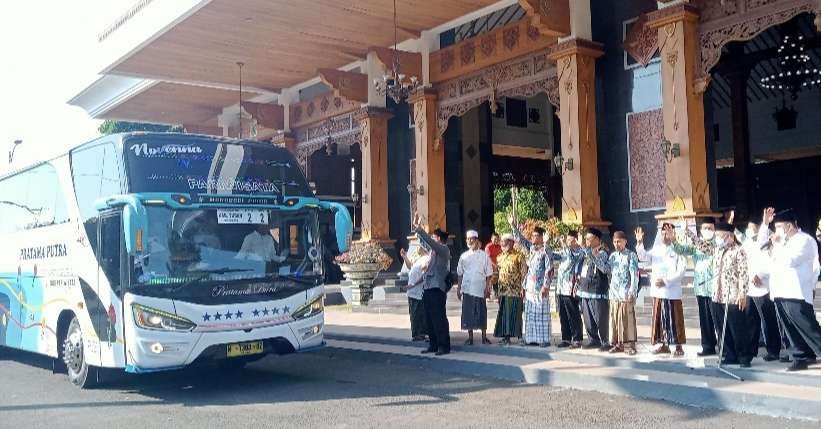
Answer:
xmin=466 ymin=230 xmax=479 ymax=238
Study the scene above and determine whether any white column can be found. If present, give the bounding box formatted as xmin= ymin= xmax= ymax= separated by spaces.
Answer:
xmin=560 ymin=0 xmax=592 ymax=42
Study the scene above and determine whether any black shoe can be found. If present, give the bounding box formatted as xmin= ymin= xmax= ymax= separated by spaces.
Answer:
xmin=435 ymin=349 xmax=450 ymax=356
xmin=421 ymin=348 xmax=436 ymax=354
xmin=786 ymin=360 xmax=809 ymax=372
xmin=780 ymin=356 xmax=793 ymax=363
xmin=582 ymin=342 xmax=601 ymax=350
xmin=569 ymin=342 xmax=582 ymax=349
xmin=739 ymin=361 xmax=752 ymax=368
xmin=412 ymin=336 xmax=426 ymax=342
xmin=539 ymin=342 xmax=550 ymax=348
xmin=697 ymin=349 xmax=717 ymax=357
xmin=721 ymin=358 xmax=740 ymax=365
xmin=762 ymin=354 xmax=780 ymax=362
xmin=557 ymin=341 xmax=572 ymax=348
xmin=598 ymin=344 xmax=611 ymax=352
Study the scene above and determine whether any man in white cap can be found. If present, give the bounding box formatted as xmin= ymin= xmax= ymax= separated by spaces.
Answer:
xmin=456 ymin=230 xmax=494 ymax=345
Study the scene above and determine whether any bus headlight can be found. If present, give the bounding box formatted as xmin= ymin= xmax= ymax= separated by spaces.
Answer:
xmin=132 ymin=304 xmax=196 ymax=332
xmin=291 ymin=295 xmax=323 ymax=320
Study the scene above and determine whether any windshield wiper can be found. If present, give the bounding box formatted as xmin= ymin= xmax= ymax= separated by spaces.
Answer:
xmin=272 ymin=272 xmax=321 ymax=285
xmin=165 ymin=268 xmax=255 ymax=292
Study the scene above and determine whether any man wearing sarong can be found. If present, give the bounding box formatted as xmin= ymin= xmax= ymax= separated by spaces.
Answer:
xmin=493 ymin=233 xmax=527 ymax=345
xmin=456 ymin=230 xmax=494 ymax=345
xmin=577 ymin=228 xmax=611 ymax=351
xmin=608 ymin=231 xmax=639 ymax=355
xmin=671 ymin=218 xmax=719 ymax=357
xmin=636 ymin=223 xmax=687 ymax=356
xmin=554 ymin=231 xmax=585 ymax=348
xmin=509 ymin=215 xmax=554 ymax=347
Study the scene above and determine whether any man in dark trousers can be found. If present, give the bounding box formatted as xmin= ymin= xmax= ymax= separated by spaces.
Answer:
xmin=762 ymin=208 xmax=821 ymax=371
xmin=413 ymin=216 xmax=452 ymax=356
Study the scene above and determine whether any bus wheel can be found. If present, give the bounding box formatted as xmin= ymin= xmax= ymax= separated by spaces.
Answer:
xmin=62 ymin=317 xmax=97 ymax=388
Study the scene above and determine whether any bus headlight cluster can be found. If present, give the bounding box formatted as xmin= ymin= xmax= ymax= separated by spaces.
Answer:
xmin=132 ymin=304 xmax=197 ymax=332
xmin=291 ymin=295 xmax=323 ymax=320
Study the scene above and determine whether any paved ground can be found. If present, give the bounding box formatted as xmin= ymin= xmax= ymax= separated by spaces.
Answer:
xmin=0 ymin=346 xmax=816 ymax=429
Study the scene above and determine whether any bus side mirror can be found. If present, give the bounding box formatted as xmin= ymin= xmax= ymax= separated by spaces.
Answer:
xmin=319 ymin=201 xmax=352 ymax=253
xmin=122 ymin=204 xmax=147 ymax=255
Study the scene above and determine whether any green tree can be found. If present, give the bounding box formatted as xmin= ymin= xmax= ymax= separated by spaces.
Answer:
xmin=98 ymin=120 xmax=182 ymax=135
xmin=493 ymin=187 xmax=549 ymax=233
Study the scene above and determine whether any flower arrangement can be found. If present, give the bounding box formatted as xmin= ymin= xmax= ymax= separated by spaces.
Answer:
xmin=334 ymin=240 xmax=393 ymax=271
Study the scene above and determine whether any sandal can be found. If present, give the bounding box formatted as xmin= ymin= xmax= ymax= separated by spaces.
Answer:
xmin=673 ymin=347 xmax=685 ymax=357
xmin=608 ymin=346 xmax=624 ymax=353
xmin=626 ymin=348 xmax=637 ymax=356
xmin=652 ymin=346 xmax=671 ymax=355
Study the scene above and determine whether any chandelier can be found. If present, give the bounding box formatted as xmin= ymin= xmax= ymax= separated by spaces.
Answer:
xmin=373 ymin=0 xmax=423 ymax=103
xmin=759 ymin=24 xmax=821 ymax=99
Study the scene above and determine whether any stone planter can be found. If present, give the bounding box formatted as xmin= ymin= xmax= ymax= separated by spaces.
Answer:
xmin=338 ymin=263 xmax=381 ymax=306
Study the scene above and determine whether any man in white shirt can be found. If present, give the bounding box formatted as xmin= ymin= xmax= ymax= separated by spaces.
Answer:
xmin=636 ymin=223 xmax=687 ymax=356
xmin=762 ymin=208 xmax=821 ymax=371
xmin=456 ymin=230 xmax=494 ymax=346
xmin=745 ymin=218 xmax=783 ymax=362
xmin=236 ymin=225 xmax=287 ymax=263
xmin=400 ymin=246 xmax=429 ymax=341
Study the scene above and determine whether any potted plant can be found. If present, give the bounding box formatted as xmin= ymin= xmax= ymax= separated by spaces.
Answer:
xmin=334 ymin=240 xmax=393 ymax=305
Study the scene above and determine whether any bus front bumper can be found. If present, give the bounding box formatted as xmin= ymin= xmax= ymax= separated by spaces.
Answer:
xmin=125 ymin=312 xmax=324 ymax=373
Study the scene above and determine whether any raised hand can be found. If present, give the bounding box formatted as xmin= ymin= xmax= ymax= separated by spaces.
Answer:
xmin=763 ymin=207 xmax=775 ymax=225
xmin=727 ymin=209 xmax=735 ymax=224
xmin=634 ymin=226 xmax=645 ymax=243
xmin=400 ymin=248 xmax=407 ymax=259
xmin=507 ymin=213 xmax=515 ymax=227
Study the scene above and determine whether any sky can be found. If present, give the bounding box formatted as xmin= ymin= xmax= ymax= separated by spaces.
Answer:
xmin=0 ymin=0 xmax=132 ymax=174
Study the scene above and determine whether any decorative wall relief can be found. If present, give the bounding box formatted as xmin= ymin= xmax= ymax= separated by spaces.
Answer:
xmin=627 ymin=108 xmax=666 ymax=211
xmin=625 ymin=13 xmax=659 ymax=67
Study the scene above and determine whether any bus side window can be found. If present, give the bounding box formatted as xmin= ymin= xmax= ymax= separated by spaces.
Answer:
xmin=71 ymin=143 xmax=123 ymax=251
xmin=98 ymin=212 xmax=122 ymax=294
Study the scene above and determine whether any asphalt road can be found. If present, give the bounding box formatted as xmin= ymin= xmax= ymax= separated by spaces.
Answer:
xmin=0 ymin=346 xmax=814 ymax=429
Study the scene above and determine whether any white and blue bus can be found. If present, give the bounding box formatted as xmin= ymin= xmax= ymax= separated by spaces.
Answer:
xmin=0 ymin=132 xmax=352 ymax=387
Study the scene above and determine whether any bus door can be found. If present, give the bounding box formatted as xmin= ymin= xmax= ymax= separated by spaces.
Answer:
xmin=94 ymin=210 xmax=124 ymax=365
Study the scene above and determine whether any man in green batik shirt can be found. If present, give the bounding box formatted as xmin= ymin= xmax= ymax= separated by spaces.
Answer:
xmin=671 ymin=217 xmax=718 ymax=357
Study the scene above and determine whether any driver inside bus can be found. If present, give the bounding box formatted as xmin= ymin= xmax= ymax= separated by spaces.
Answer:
xmin=236 ymin=224 xmax=288 ymax=263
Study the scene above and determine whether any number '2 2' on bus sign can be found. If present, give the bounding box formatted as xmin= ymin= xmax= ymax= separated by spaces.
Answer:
xmin=217 ymin=209 xmax=269 ymax=225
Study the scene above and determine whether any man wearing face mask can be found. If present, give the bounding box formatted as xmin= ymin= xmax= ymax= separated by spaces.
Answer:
xmin=763 ymin=208 xmax=821 ymax=371
xmin=710 ymin=223 xmax=754 ymax=367
xmin=553 ymin=231 xmax=586 ymax=349
xmin=636 ymin=223 xmax=687 ymax=356
xmin=672 ymin=217 xmax=719 ymax=357
xmin=577 ymin=228 xmax=611 ymax=351
xmin=744 ymin=218 xmax=783 ymax=362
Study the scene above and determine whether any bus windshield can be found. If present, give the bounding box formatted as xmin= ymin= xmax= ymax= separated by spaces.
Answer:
xmin=131 ymin=207 xmax=321 ymax=290
xmin=123 ymin=135 xmax=311 ymax=198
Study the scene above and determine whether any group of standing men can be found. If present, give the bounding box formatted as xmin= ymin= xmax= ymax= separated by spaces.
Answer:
xmin=401 ymin=209 xmax=820 ymax=371
xmin=636 ymin=208 xmax=821 ymax=370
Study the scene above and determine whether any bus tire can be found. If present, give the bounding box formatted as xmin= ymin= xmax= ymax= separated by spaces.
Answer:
xmin=62 ymin=316 xmax=97 ymax=388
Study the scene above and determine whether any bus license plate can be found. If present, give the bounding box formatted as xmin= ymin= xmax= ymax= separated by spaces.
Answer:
xmin=217 ymin=208 xmax=268 ymax=225
xmin=226 ymin=341 xmax=264 ymax=358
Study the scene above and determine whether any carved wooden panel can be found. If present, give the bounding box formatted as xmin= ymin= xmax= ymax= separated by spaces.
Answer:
xmin=290 ymin=92 xmax=361 ymax=129
xmin=696 ymin=0 xmax=818 ymax=78
xmin=435 ymin=49 xmax=558 ymax=141
xmin=294 ymin=111 xmax=361 ymax=171
xmin=430 ymin=18 xmax=557 ymax=83
xmin=627 ymin=108 xmax=666 ymax=211
xmin=624 ymin=13 xmax=659 ymax=67
xmin=317 ymin=69 xmax=368 ymax=104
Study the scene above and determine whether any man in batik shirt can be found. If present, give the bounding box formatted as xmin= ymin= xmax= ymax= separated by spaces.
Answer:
xmin=577 ymin=228 xmax=611 ymax=351
xmin=554 ymin=231 xmax=585 ymax=348
xmin=493 ymin=233 xmax=527 ymax=345
xmin=509 ymin=215 xmax=554 ymax=347
xmin=608 ymin=231 xmax=640 ymax=355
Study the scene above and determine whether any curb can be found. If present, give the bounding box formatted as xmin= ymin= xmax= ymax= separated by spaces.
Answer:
xmin=323 ymin=334 xmax=821 ymax=422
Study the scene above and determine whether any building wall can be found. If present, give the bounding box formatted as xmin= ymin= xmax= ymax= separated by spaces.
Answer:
xmin=591 ymin=0 xmax=664 ymax=243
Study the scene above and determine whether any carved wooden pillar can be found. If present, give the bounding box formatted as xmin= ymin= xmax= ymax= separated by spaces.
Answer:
xmin=548 ymin=39 xmax=607 ymax=227
xmin=409 ymin=89 xmax=446 ymax=233
xmin=355 ymin=107 xmax=393 ymax=242
xmin=648 ymin=4 xmax=715 ymax=220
